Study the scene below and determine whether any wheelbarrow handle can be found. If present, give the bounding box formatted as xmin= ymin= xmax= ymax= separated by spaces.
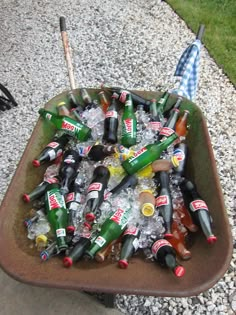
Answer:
xmin=60 ymin=16 xmax=66 ymax=32
xmin=196 ymin=24 xmax=205 ymax=41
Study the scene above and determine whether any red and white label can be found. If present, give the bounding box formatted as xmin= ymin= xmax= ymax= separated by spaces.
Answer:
xmin=155 ymin=195 xmax=169 ymax=207
xmin=65 ymin=192 xmax=75 ymax=203
xmin=48 ymin=193 xmax=61 ymax=210
xmin=45 ymin=177 xmax=58 ymax=184
xmin=159 ymin=127 xmax=174 ymax=137
xmin=119 ymin=91 xmax=129 ymax=103
xmin=88 ymin=182 xmax=102 ymax=192
xmin=110 ymin=208 xmax=125 ymax=225
xmin=151 ymin=239 xmax=172 ymax=255
xmin=190 ymin=200 xmax=208 ymax=212
xmin=47 ymin=142 xmax=59 ymax=149
xmin=148 ymin=121 xmax=162 ymax=131
xmin=105 ymin=110 xmax=118 ymax=119
xmin=56 ymin=228 xmax=66 ymax=237
xmin=80 ymin=231 xmax=91 ymax=239
xmin=62 ymin=121 xmax=75 ymax=132
xmin=123 ymin=226 xmax=139 ymax=236
xmin=46 ymin=113 xmax=52 ymax=120
xmin=124 ymin=118 xmax=133 ymax=134
xmin=104 ymin=191 xmax=112 ymax=201
xmin=95 ymin=236 xmax=106 ymax=248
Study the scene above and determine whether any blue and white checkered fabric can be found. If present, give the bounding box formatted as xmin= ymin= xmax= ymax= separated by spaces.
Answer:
xmin=173 ymin=39 xmax=201 ymax=101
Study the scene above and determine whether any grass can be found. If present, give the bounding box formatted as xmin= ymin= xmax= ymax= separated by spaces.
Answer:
xmin=165 ymin=0 xmax=236 ymax=86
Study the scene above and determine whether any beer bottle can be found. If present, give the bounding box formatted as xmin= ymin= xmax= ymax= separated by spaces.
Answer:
xmin=98 ymin=90 xmax=110 ymax=113
xmin=23 ymin=177 xmax=59 ymax=203
xmin=83 ymin=166 xmax=110 ymax=222
xmin=155 ymin=171 xmax=173 ymax=238
xmin=59 ymin=149 xmax=82 ymax=195
xmin=38 ymin=108 xmax=91 ymax=141
xmin=159 ymin=108 xmax=180 ymax=140
xmin=84 ymin=206 xmax=131 ymax=259
xmin=121 ymin=133 xmax=178 ymax=175
xmin=102 ymin=94 xmax=119 ymax=144
xmin=118 ymin=225 xmax=140 ymax=269
xmin=32 ymin=133 xmax=71 ymax=167
xmin=180 ymin=179 xmax=217 ymax=244
xmin=44 ymin=183 xmax=68 ymax=251
xmin=148 ymin=91 xmax=169 ymax=133
xmin=121 ymin=94 xmax=137 ymax=148
xmin=176 ymin=110 xmax=189 ymax=139
xmin=151 ymin=238 xmax=185 ymax=277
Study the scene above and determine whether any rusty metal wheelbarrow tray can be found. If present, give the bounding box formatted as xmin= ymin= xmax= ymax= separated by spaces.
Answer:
xmin=0 ymin=89 xmax=233 ymax=297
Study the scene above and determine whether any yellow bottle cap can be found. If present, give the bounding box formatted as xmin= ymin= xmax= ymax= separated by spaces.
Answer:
xmin=35 ymin=234 xmax=48 ymax=246
xmin=57 ymin=101 xmax=67 ymax=107
xmin=141 ymin=203 xmax=155 ymax=217
xmin=171 ymin=155 xmax=180 ymax=168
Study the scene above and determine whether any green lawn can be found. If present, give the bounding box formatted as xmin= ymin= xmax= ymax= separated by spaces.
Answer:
xmin=166 ymin=0 xmax=236 ymax=86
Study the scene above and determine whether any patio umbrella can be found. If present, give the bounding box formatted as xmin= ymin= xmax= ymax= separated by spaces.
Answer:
xmin=172 ymin=25 xmax=205 ymax=102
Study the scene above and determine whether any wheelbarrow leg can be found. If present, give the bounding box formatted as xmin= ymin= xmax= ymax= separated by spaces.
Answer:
xmin=103 ymin=293 xmax=115 ymax=308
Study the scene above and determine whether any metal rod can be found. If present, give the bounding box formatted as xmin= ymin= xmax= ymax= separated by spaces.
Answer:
xmin=60 ymin=16 xmax=76 ymax=90
xmin=196 ymin=24 xmax=205 ymax=41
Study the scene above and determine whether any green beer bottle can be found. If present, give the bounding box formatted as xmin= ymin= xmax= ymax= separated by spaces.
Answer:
xmin=38 ymin=108 xmax=91 ymax=141
xmin=84 ymin=206 xmax=131 ymax=259
xmin=121 ymin=94 xmax=137 ymax=148
xmin=121 ymin=133 xmax=178 ymax=175
xmin=45 ymin=183 xmax=68 ymax=251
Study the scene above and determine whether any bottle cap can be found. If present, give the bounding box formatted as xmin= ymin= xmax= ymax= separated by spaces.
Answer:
xmin=36 ymin=234 xmax=48 ymax=246
xmin=23 ymin=219 xmax=31 ymax=227
xmin=164 ymin=233 xmax=173 ymax=239
xmin=83 ymin=221 xmax=92 ymax=230
xmin=85 ymin=213 xmax=95 ymax=222
xmin=174 ymin=266 xmax=185 ymax=277
xmin=141 ymin=203 xmax=155 ymax=217
xmin=171 ymin=156 xmax=179 ymax=168
xmin=40 ymin=251 xmax=49 ymax=261
xmin=32 ymin=160 xmax=40 ymax=167
xmin=63 ymin=257 xmax=73 ymax=268
xmin=23 ymin=194 xmax=30 ymax=203
xmin=57 ymin=101 xmax=66 ymax=107
xmin=207 ymin=235 xmax=217 ymax=244
xmin=118 ymin=259 xmax=129 ymax=269
xmin=66 ymin=225 xmax=75 ymax=234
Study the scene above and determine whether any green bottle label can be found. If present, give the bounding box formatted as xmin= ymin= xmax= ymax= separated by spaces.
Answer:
xmin=110 ymin=208 xmax=130 ymax=230
xmin=46 ymin=189 xmax=66 ymax=211
xmin=127 ymin=146 xmax=148 ymax=163
xmin=61 ymin=118 xmax=82 ymax=135
xmin=122 ymin=118 xmax=134 ymax=136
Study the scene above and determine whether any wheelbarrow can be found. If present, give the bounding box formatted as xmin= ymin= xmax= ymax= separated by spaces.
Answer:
xmin=0 ymin=88 xmax=233 ymax=307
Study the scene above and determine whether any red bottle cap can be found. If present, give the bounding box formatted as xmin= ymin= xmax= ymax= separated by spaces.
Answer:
xmin=207 ymin=235 xmax=217 ymax=244
xmin=174 ymin=266 xmax=185 ymax=277
xmin=66 ymin=226 xmax=75 ymax=234
xmin=23 ymin=194 xmax=30 ymax=203
xmin=32 ymin=160 xmax=40 ymax=167
xmin=83 ymin=222 xmax=92 ymax=230
xmin=118 ymin=259 xmax=129 ymax=269
xmin=164 ymin=233 xmax=173 ymax=239
xmin=63 ymin=257 xmax=73 ymax=268
xmin=85 ymin=213 xmax=95 ymax=222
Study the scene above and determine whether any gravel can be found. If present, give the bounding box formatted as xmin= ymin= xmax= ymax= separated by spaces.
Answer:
xmin=0 ymin=0 xmax=235 ymax=314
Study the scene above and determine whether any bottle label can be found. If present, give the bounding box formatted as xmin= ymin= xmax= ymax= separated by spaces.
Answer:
xmin=123 ymin=118 xmax=134 ymax=136
xmin=56 ymin=149 xmax=63 ymax=158
xmin=56 ymin=228 xmax=66 ymax=237
xmin=105 ymin=110 xmax=118 ymax=119
xmin=78 ymin=145 xmax=92 ymax=157
xmin=127 ymin=147 xmax=147 ymax=163
xmin=80 ymin=231 xmax=92 ymax=239
xmin=110 ymin=208 xmax=130 ymax=229
xmin=159 ymin=127 xmax=175 ymax=137
xmin=119 ymin=91 xmax=129 ymax=103
xmin=66 ymin=192 xmax=83 ymax=204
xmin=155 ymin=195 xmax=169 ymax=207
xmin=46 ymin=113 xmax=52 ymax=120
xmin=88 ymin=182 xmax=103 ymax=192
xmin=173 ymin=148 xmax=185 ymax=161
xmin=64 ymin=155 xmax=75 ymax=164
xmin=123 ymin=226 xmax=139 ymax=236
xmin=190 ymin=200 xmax=208 ymax=212
xmin=47 ymin=142 xmax=59 ymax=149
xmin=94 ymin=236 xmax=106 ymax=248
xmin=151 ymin=239 xmax=172 ymax=255
xmin=86 ymin=191 xmax=98 ymax=201
xmin=61 ymin=119 xmax=82 ymax=136
xmin=148 ymin=121 xmax=162 ymax=131
xmin=47 ymin=190 xmax=66 ymax=210
xmin=45 ymin=177 xmax=59 ymax=184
